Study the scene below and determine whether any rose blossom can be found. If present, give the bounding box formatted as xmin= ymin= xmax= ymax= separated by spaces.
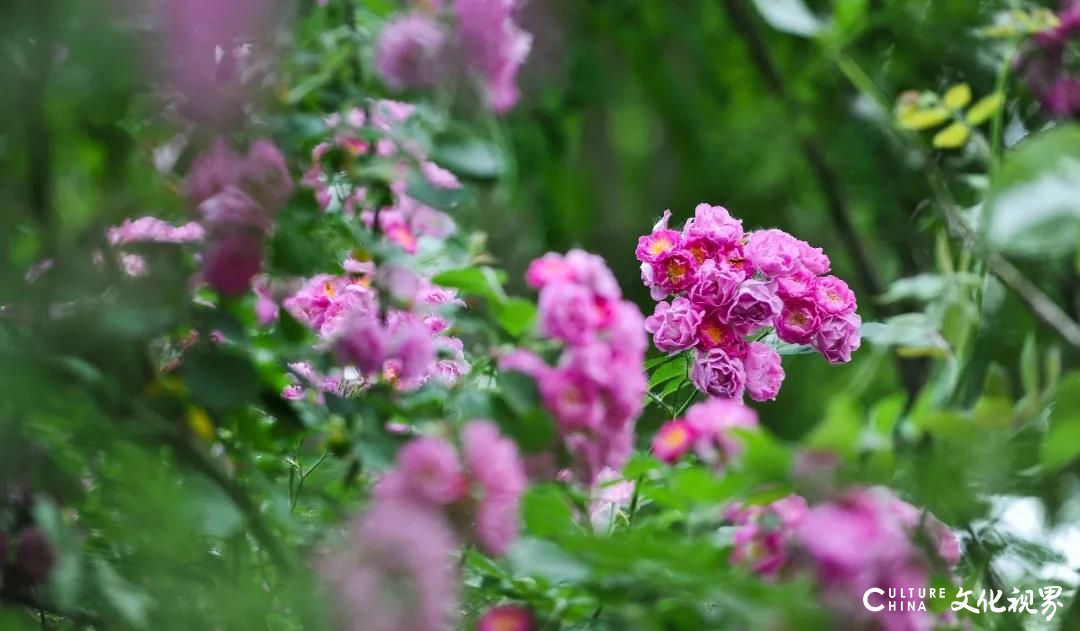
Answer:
xmin=812 ymin=275 xmax=857 ymax=316
xmin=644 ymin=297 xmax=703 ymax=353
xmin=696 ymin=312 xmax=749 ymax=357
xmin=651 ymin=420 xmax=695 ymax=463
xmin=688 ymin=259 xmax=741 ymax=311
xmin=726 ymin=279 xmax=782 ymax=334
xmin=744 ymin=229 xmax=803 ymax=278
xmin=375 ymin=13 xmax=447 ymax=90
xmin=743 ymin=342 xmax=785 ymax=402
xmin=775 ymin=297 xmax=820 ymax=345
xmin=812 ymin=312 xmax=862 ymax=364
xmin=690 ymin=348 xmax=746 ymax=399
xmin=650 ymin=249 xmax=698 ymax=294
xmin=683 ymin=398 xmax=758 ymax=463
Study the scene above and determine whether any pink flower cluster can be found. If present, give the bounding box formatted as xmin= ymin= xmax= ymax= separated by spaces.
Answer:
xmin=727 ymin=487 xmax=961 ymax=631
xmin=301 ymin=101 xmax=458 ymax=254
xmin=375 ymin=0 xmax=532 ymax=113
xmin=637 ymin=204 xmax=861 ymax=401
xmin=186 ymin=138 xmax=293 ymax=296
xmin=650 ymin=398 xmax=758 ymax=467
xmin=321 ymin=421 xmax=526 ymax=631
xmin=281 ymin=263 xmax=469 ymax=399
xmin=107 ymin=217 xmax=205 ymax=246
xmin=501 ymin=250 xmax=648 ymax=485
xmin=377 ymin=420 xmax=527 ymax=555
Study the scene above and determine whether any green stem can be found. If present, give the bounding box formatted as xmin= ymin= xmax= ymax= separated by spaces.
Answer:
xmin=989 ymin=47 xmax=1017 ymax=176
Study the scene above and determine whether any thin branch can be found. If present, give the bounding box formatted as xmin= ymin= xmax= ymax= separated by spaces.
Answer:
xmin=719 ymin=0 xmax=885 ymax=300
xmin=926 ymin=166 xmax=1080 ymax=349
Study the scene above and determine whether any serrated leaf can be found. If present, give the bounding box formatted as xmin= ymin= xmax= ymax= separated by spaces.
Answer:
xmin=943 ymin=83 xmax=972 ymax=110
xmin=897 ymin=107 xmax=950 ymax=130
xmin=432 ymin=137 xmax=506 ymax=180
xmin=933 ymin=122 xmax=971 ymax=149
xmin=965 ymin=93 xmax=1004 ymax=125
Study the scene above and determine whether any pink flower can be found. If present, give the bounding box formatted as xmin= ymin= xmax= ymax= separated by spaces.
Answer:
xmin=538 ymin=369 xmax=604 ymax=432
xmin=690 ymin=349 xmax=746 ymax=400
xmin=538 ymin=282 xmax=605 ymax=345
xmin=477 ymin=604 xmax=536 ymax=631
xmin=254 ymin=280 xmax=279 ymax=324
xmin=725 ymin=280 xmax=782 ymax=334
xmin=396 ymin=437 xmax=466 ymax=505
xmin=775 ymin=270 xmax=816 ymax=299
xmin=107 ymin=216 xmax=205 ymax=245
xmin=696 ymin=312 xmax=749 ymax=357
xmin=462 ymin=420 xmax=527 ymax=499
xmin=562 ymin=249 xmax=622 ymax=298
xmin=683 ymin=398 xmax=758 ymax=463
xmin=320 ymin=500 xmax=459 ymax=631
xmin=389 ymin=317 xmax=437 ymax=381
xmin=650 ymin=250 xmax=698 ymax=294
xmin=644 ymin=297 xmax=703 ymax=353
xmin=200 ymin=231 xmax=264 ymax=296
xmin=652 ymin=420 xmax=695 ymax=463
xmin=743 ymin=342 xmax=784 ymax=402
xmin=635 ymin=228 xmax=682 ymax=264
xmin=335 ymin=315 xmax=389 ymax=375
xmin=198 ymin=187 xmax=270 ymax=233
xmin=688 ymin=259 xmax=741 ymax=311
xmin=798 ymin=240 xmax=831 ymax=274
xmin=474 ymin=494 xmax=520 ymax=556
xmin=812 ymin=275 xmax=856 ymax=316
xmin=185 ymin=139 xmax=244 ymax=206
xmin=731 ymin=495 xmax=807 ymax=577
xmin=682 ymin=203 xmax=743 ymax=245
xmin=375 ymin=13 xmax=447 ymax=90
xmin=453 ymin=0 xmax=533 ymax=113
xmin=525 ymin=253 xmax=576 ymax=289
xmin=744 ymin=229 xmax=802 ymax=278
xmin=812 ymin=312 xmax=861 ymax=364
xmin=775 ymin=298 xmax=820 ymax=345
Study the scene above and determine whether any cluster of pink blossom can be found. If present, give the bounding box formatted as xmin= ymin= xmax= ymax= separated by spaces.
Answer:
xmin=280 ymin=263 xmax=469 ymax=400
xmin=100 ymin=216 xmax=206 ymax=278
xmin=651 ymin=398 xmax=759 ymax=467
xmin=727 ymin=487 xmax=961 ymax=630
xmin=185 ymin=138 xmax=293 ymax=296
xmin=300 ymin=100 xmax=459 ymax=254
xmin=375 ymin=0 xmax=532 ymax=113
xmin=637 ymin=204 xmax=862 ymax=401
xmin=500 ymin=250 xmax=647 ymax=485
xmin=321 ymin=421 xmax=526 ymax=631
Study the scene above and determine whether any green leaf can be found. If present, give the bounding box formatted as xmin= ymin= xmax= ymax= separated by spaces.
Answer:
xmin=431 ymin=266 xmax=507 ymax=303
xmin=649 ymin=356 xmax=687 ymax=388
xmin=965 ymin=93 xmax=1005 ymax=125
xmin=405 ymin=169 xmax=469 ymax=212
xmin=984 ymin=125 xmax=1080 ymax=257
xmin=493 ymin=297 xmax=536 ymax=336
xmin=1043 ymin=373 xmax=1080 ymax=469
xmin=506 ymin=538 xmax=589 ymax=583
xmin=932 ymin=122 xmax=971 ymax=149
xmin=182 ymin=348 xmax=259 ymax=411
xmin=497 ymin=371 xmax=541 ymax=417
xmin=94 ymin=561 xmax=151 ymax=627
xmin=751 ymin=0 xmax=823 ymax=37
xmin=880 ymin=273 xmax=980 ymax=303
xmin=432 ymin=137 xmax=506 ymax=179
xmin=860 ymin=315 xmax=948 ymax=356
xmin=522 ymin=485 xmax=577 ymax=538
